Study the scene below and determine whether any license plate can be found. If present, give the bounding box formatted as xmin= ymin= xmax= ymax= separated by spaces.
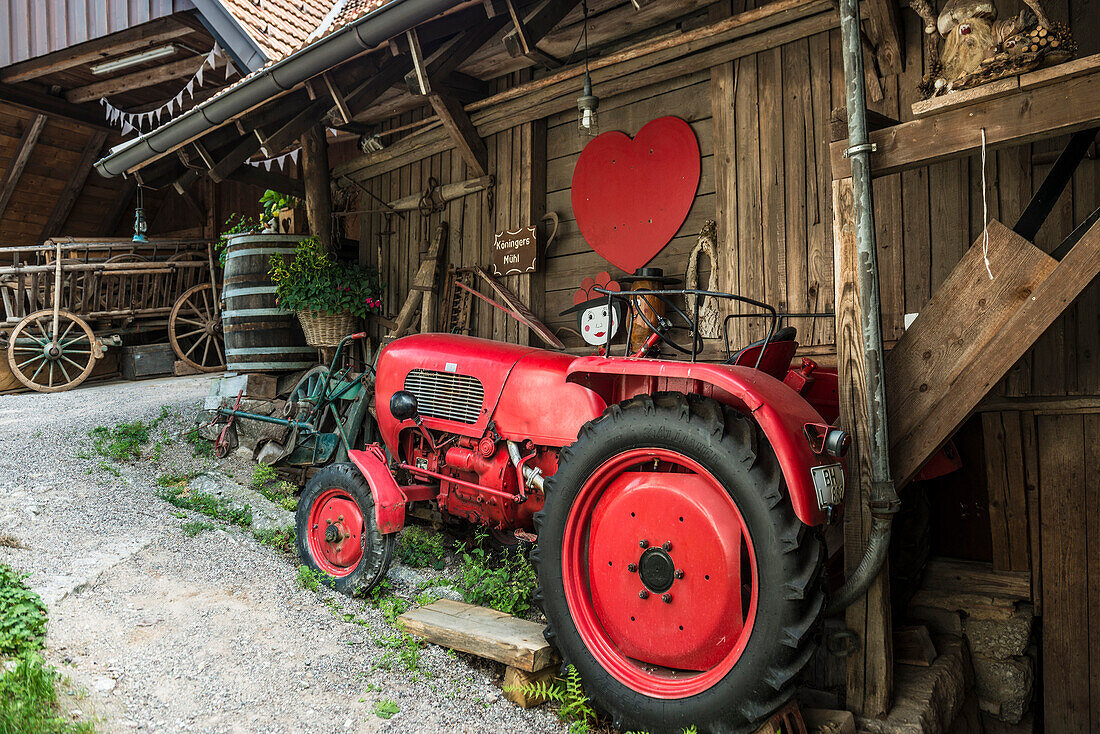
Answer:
xmin=811 ymin=464 xmax=845 ymax=509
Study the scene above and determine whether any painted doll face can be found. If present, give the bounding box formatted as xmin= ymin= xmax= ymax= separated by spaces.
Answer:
xmin=580 ymin=303 xmax=618 ymax=346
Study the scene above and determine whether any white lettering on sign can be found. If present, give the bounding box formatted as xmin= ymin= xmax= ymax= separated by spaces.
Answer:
xmin=491 ymin=225 xmax=538 ymax=276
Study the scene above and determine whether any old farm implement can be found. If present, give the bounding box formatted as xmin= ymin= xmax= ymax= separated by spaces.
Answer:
xmin=0 ymin=238 xmax=223 ymax=392
xmin=207 ymin=332 xmax=375 ymax=463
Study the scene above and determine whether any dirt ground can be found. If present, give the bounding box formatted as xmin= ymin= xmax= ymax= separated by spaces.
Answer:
xmin=0 ymin=374 xmax=567 ymax=734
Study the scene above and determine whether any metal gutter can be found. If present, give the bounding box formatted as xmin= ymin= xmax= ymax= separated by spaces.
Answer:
xmin=95 ymin=0 xmax=460 ymax=178
xmin=190 ymin=0 xmax=271 ymax=73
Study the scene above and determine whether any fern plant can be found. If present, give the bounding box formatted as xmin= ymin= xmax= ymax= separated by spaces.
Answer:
xmin=506 ymin=665 xmax=597 ymax=734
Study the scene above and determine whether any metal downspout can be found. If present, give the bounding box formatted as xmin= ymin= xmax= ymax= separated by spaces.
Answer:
xmin=826 ymin=0 xmax=901 ymax=615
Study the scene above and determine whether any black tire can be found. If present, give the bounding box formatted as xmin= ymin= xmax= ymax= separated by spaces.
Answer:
xmin=533 ymin=393 xmax=825 ymax=734
xmin=295 ymin=463 xmax=395 ymax=595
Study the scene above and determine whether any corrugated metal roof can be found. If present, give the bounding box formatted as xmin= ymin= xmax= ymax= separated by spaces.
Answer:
xmin=0 ymin=0 xmax=194 ymax=67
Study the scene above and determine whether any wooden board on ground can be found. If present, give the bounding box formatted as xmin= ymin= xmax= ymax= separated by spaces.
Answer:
xmin=802 ymin=708 xmax=856 ymax=734
xmin=885 ymin=218 xmax=1100 ymax=487
xmin=397 ymin=599 xmax=559 ymax=673
xmin=895 ymin=625 xmax=938 ymax=667
xmin=921 ymin=557 xmax=1031 ymax=600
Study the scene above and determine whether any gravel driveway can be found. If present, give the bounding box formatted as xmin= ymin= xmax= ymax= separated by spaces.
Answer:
xmin=0 ymin=375 xmax=567 ymax=734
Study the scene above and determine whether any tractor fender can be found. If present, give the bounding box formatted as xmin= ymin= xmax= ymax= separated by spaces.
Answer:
xmin=566 ymin=357 xmax=834 ymax=526
xmin=347 ymin=445 xmax=406 ymax=534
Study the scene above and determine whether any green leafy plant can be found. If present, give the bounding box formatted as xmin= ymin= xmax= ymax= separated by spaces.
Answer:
xmin=253 ymin=526 xmax=295 ymax=553
xmin=372 ymin=699 xmax=399 ymax=719
xmin=395 ymin=526 xmax=447 ymax=569
xmin=456 ymin=529 xmax=537 ymax=616
xmin=182 ymin=427 xmax=214 ymax=458
xmin=260 ymin=190 xmax=299 ymax=230
xmin=269 ymin=237 xmax=384 ymax=319
xmin=156 ymin=484 xmax=252 ymax=528
xmin=89 ymin=421 xmax=151 ymax=462
xmin=0 ymin=565 xmax=47 ymax=657
xmin=250 ymin=466 xmax=298 ymax=510
xmin=296 ymin=565 xmax=331 ymax=592
xmin=507 ymin=665 xmax=596 ymax=734
xmin=216 ymin=213 xmax=261 ymax=265
xmin=0 ymin=653 xmax=94 ymax=734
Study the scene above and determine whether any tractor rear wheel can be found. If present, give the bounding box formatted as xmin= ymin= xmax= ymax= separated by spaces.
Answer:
xmin=533 ymin=393 xmax=825 ymax=734
xmin=296 ymin=463 xmax=394 ymax=595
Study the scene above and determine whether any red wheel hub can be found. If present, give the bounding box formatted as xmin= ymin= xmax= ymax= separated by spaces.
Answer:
xmin=562 ymin=449 xmax=757 ymax=698
xmin=307 ymin=488 xmax=365 ymax=577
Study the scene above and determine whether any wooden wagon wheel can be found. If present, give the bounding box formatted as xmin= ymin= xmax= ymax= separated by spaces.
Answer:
xmin=170 ymin=283 xmax=224 ymax=372
xmin=7 ymin=309 xmax=97 ymax=393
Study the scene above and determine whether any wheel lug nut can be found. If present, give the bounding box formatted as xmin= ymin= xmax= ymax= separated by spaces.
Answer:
xmin=674 ymin=569 xmax=684 ymax=579
xmin=662 ymin=593 xmax=672 ymax=604
xmin=627 ymin=563 xmax=638 ymax=573
xmin=639 ymin=539 xmax=649 ymax=548
xmin=662 ymin=541 xmax=672 ymax=551
xmin=639 ymin=590 xmax=649 ymax=599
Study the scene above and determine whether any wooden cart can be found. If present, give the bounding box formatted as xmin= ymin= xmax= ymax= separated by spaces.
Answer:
xmin=0 ymin=238 xmax=225 ymax=393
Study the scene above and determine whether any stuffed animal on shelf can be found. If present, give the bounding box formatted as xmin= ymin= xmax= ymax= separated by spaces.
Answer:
xmin=908 ymin=0 xmax=1075 ymax=98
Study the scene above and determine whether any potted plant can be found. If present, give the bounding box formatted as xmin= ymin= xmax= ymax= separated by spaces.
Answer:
xmin=269 ymin=237 xmax=384 ymax=347
xmin=260 ymin=190 xmax=302 ymax=234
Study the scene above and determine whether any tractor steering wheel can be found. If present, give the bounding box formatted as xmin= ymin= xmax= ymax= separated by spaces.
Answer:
xmin=633 ymin=294 xmax=704 ymax=356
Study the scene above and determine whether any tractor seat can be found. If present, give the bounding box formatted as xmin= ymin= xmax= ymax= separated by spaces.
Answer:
xmin=726 ymin=326 xmax=798 ymax=378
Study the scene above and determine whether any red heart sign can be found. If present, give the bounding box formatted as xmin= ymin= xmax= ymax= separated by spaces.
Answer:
xmin=571 ymin=116 xmax=701 ymax=274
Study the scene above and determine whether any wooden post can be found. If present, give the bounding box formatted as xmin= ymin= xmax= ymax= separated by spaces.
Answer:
xmin=302 ymin=124 xmax=334 ymax=252
xmin=832 ymin=177 xmax=892 ymax=718
xmin=514 ymin=118 xmax=547 ymax=346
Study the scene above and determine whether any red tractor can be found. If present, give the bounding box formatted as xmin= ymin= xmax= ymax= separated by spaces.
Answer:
xmin=295 ymin=288 xmax=850 ymax=733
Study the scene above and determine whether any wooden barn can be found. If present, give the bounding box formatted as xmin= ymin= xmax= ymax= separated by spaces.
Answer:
xmin=8 ymin=0 xmax=1100 ymax=730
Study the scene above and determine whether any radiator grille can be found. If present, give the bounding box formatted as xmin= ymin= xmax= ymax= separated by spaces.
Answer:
xmin=403 ymin=369 xmax=484 ymax=425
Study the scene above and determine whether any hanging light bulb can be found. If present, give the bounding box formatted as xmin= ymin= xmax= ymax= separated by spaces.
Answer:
xmin=132 ymin=185 xmax=148 ymax=243
xmin=578 ymin=71 xmax=599 ymax=138
xmin=576 ymin=1 xmax=598 ymax=139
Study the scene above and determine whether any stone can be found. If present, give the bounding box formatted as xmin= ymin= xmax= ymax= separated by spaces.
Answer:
xmin=187 ymin=472 xmax=293 ymax=533
xmin=972 ymin=654 xmax=1033 ymax=725
xmin=963 ymin=605 xmax=1033 ymax=659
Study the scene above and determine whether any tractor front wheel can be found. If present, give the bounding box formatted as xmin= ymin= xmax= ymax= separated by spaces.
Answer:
xmin=295 ymin=463 xmax=394 ymax=595
xmin=533 ymin=393 xmax=825 ymax=734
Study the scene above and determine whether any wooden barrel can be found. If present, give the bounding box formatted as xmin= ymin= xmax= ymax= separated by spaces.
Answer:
xmin=221 ymin=233 xmax=315 ymax=372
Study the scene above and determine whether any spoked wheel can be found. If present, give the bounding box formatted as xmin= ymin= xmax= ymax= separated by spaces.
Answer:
xmin=295 ymin=463 xmax=395 ymax=594
xmin=169 ymin=283 xmax=224 ymax=372
xmin=534 ymin=393 xmax=825 ymax=734
xmin=7 ymin=309 xmax=98 ymax=393
xmin=285 ymin=365 xmax=340 ymax=433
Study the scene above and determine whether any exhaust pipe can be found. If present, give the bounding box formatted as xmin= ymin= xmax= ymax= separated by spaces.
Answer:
xmin=826 ymin=0 xmax=901 ymax=616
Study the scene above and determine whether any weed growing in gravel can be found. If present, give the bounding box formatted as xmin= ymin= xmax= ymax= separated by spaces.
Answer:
xmin=395 ymin=526 xmax=447 ymax=569
xmin=372 ymin=699 xmax=399 ymax=719
xmin=252 ymin=527 xmax=295 ymax=554
xmin=296 ymin=565 xmax=331 ymax=592
xmin=0 ymin=565 xmax=47 ymax=656
xmin=456 ymin=529 xmax=537 ymax=616
xmin=0 ymin=564 xmax=93 ymax=733
xmin=249 ymin=465 xmax=298 ymax=511
xmin=0 ymin=534 xmax=24 ymax=549
xmin=89 ymin=421 xmax=151 ymax=462
xmin=156 ymin=472 xmax=195 ymax=488
xmin=373 ymin=633 xmax=424 ymax=675
xmin=181 ymin=521 xmax=215 ymax=537
xmin=183 ymin=427 xmax=214 ymax=458
xmin=156 ymin=484 xmax=252 ymax=528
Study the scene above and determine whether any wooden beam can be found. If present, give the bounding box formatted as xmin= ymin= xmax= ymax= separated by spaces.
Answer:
xmin=0 ymin=81 xmax=111 ymax=132
xmin=225 ymin=166 xmax=305 ymax=199
xmin=344 ymin=55 xmax=413 ymax=115
xmin=832 ymin=177 xmax=893 ymax=719
xmin=0 ymin=114 xmax=47 ymax=219
xmin=428 ymin=90 xmax=488 ymax=176
xmin=65 ymin=53 xmax=225 ymax=103
xmin=831 ymin=68 xmax=1100 ymax=179
xmin=407 ymin=29 xmax=432 ymax=95
xmin=39 ymin=131 xmax=109 ymax=241
xmin=322 ymin=73 xmax=353 ymax=124
xmin=502 ymin=0 xmax=581 ymax=67
xmin=208 ymin=135 xmax=263 ymax=183
xmin=302 ymin=125 xmax=333 ymax=251
xmin=403 ymin=17 xmax=511 ymax=94
xmin=861 ymin=0 xmax=903 ymax=76
xmin=886 ymin=219 xmax=1100 ymax=487
xmin=257 ymin=99 xmax=329 ymax=158
xmin=0 ymin=16 xmax=190 ymax=83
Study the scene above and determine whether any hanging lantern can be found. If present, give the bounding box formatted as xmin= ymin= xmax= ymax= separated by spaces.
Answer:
xmin=132 ymin=186 xmax=148 ymax=243
xmin=577 ymin=71 xmax=599 ymax=138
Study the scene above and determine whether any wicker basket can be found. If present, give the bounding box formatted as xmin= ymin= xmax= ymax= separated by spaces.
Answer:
xmin=296 ymin=309 xmax=358 ymax=347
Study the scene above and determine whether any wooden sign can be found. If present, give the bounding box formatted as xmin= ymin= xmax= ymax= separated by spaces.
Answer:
xmin=491 ymin=225 xmax=538 ymax=276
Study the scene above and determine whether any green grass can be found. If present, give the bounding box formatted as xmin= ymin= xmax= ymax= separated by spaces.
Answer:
xmin=296 ymin=565 xmax=330 ymax=592
xmin=252 ymin=527 xmax=295 ymax=553
xmin=395 ymin=526 xmax=447 ymax=569
xmin=88 ymin=421 xmax=151 ymax=462
xmin=156 ymin=484 xmax=252 ymax=528
xmin=456 ymin=529 xmax=537 ymax=616
xmin=181 ymin=521 xmax=215 ymax=537
xmin=183 ymin=427 xmax=213 ymax=458
xmin=0 ymin=564 xmax=93 ymax=733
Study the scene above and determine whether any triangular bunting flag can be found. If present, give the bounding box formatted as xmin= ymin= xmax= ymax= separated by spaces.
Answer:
xmin=290 ymin=149 xmax=300 ymax=164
